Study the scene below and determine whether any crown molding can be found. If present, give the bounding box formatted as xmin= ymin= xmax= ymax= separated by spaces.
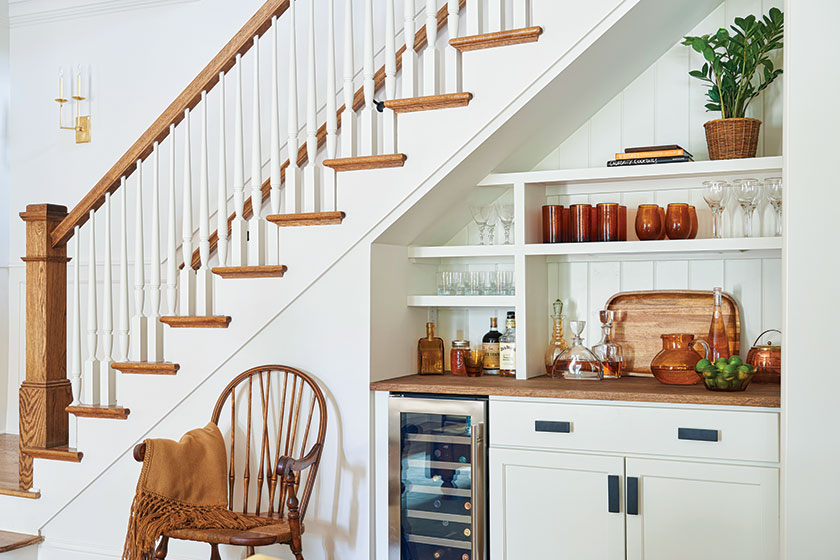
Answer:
xmin=9 ymin=0 xmax=200 ymax=28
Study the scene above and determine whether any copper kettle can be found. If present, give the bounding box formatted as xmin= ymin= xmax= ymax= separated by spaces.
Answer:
xmin=747 ymin=329 xmax=781 ymax=383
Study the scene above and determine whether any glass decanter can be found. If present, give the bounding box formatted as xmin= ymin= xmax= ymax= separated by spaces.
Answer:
xmin=592 ymin=310 xmax=623 ymax=379
xmin=545 ymin=299 xmax=569 ymax=376
xmin=707 ymin=287 xmax=731 ymax=362
xmin=552 ymin=321 xmax=603 ymax=380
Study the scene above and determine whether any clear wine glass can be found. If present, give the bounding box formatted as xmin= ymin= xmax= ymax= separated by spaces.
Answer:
xmin=469 ymin=205 xmax=490 ymax=245
xmin=497 ymin=203 xmax=515 ymax=244
xmin=764 ymin=177 xmax=783 ymax=236
xmin=734 ymin=178 xmax=760 ymax=237
xmin=702 ymin=180 xmax=730 ymax=239
xmin=485 ymin=205 xmax=499 ymax=245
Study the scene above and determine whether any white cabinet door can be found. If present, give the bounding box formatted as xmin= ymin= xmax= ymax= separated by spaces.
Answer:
xmin=490 ymin=448 xmax=625 ymax=560
xmin=625 ymin=458 xmax=779 ymax=560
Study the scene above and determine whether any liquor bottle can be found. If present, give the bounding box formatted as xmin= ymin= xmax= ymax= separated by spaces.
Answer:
xmin=592 ymin=310 xmax=623 ymax=379
xmin=482 ymin=317 xmax=502 ymax=375
xmin=499 ymin=312 xmax=516 ymax=377
xmin=707 ymin=287 xmax=730 ymax=361
xmin=545 ymin=299 xmax=569 ymax=376
xmin=418 ymin=322 xmax=445 ymax=375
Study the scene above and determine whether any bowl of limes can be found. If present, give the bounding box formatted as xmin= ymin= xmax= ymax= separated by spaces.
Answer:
xmin=695 ymin=356 xmax=756 ymax=391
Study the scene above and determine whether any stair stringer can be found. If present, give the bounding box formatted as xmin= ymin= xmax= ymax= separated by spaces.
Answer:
xmin=0 ymin=0 xmax=721 ymax=545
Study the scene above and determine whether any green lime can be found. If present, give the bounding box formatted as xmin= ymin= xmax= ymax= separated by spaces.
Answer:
xmin=703 ymin=369 xmax=716 ymax=379
xmin=715 ymin=358 xmax=729 ymax=369
xmin=696 ymin=359 xmax=712 ymax=373
xmin=715 ymin=378 xmax=730 ymax=389
xmin=737 ymin=370 xmax=750 ymax=381
xmin=705 ymin=378 xmax=716 ymax=388
xmin=729 ymin=356 xmax=743 ymax=366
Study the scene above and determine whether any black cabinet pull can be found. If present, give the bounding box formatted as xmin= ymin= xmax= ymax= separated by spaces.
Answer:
xmin=608 ymin=475 xmax=620 ymax=513
xmin=627 ymin=477 xmax=639 ymax=515
xmin=678 ymin=428 xmax=719 ymax=442
xmin=534 ymin=420 xmax=571 ymax=433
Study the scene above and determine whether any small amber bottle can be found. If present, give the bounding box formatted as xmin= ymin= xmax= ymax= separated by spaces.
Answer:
xmin=418 ymin=322 xmax=445 ymax=375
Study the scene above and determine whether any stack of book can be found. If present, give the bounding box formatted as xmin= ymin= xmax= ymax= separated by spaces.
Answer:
xmin=607 ymin=145 xmax=693 ymax=167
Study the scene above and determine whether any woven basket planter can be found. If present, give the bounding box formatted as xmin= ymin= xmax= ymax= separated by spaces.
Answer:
xmin=704 ymin=118 xmax=762 ymax=160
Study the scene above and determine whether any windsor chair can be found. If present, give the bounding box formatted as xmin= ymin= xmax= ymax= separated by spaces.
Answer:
xmin=132 ymin=365 xmax=327 ymax=560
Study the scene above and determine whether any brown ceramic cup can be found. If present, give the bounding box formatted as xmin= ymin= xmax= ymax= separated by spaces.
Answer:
xmin=665 ymin=203 xmax=692 ymax=240
xmin=688 ymin=206 xmax=698 ymax=239
xmin=542 ymin=205 xmax=564 ymax=244
xmin=597 ymin=203 xmax=621 ymax=242
xmin=635 ymin=204 xmax=663 ymax=241
xmin=570 ymin=204 xmax=592 ymax=242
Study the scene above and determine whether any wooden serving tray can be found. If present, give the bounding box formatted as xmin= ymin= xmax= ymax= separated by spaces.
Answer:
xmin=605 ymin=290 xmax=740 ymax=375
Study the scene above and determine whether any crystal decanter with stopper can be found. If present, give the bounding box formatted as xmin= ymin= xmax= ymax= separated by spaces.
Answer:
xmin=552 ymin=321 xmax=603 ymax=380
xmin=592 ymin=310 xmax=623 ymax=379
xmin=545 ymin=299 xmax=569 ymax=376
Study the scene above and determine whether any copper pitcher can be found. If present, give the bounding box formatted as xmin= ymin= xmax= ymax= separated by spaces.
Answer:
xmin=650 ymin=333 xmax=710 ymax=385
xmin=747 ymin=329 xmax=781 ymax=383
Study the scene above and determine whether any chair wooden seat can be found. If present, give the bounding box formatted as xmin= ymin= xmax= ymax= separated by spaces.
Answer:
xmin=164 ymin=514 xmax=300 ymax=545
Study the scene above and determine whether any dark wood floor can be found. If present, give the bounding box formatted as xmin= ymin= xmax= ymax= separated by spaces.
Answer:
xmin=0 ymin=433 xmax=38 ymax=499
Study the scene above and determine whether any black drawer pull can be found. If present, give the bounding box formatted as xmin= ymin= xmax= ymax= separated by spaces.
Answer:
xmin=608 ymin=475 xmax=620 ymax=513
xmin=535 ymin=420 xmax=571 ymax=433
xmin=678 ymin=428 xmax=719 ymax=442
xmin=627 ymin=477 xmax=639 ymax=515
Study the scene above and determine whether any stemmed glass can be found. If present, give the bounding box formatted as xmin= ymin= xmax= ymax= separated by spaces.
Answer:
xmin=702 ymin=180 xmax=730 ymax=239
xmin=485 ymin=205 xmax=499 ymax=245
xmin=764 ymin=177 xmax=783 ymax=236
xmin=469 ymin=205 xmax=492 ymax=245
xmin=733 ymin=178 xmax=760 ymax=237
xmin=497 ymin=203 xmax=515 ymax=244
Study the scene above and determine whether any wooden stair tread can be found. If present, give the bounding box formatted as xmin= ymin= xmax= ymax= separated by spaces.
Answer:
xmin=0 ymin=530 xmax=43 ymax=553
xmin=450 ymin=26 xmax=543 ymax=51
xmin=0 ymin=485 xmax=40 ymax=499
xmin=267 ymin=211 xmax=346 ymax=227
xmin=323 ymin=153 xmax=407 ymax=172
xmin=384 ymin=92 xmax=473 ymax=113
xmin=160 ymin=316 xmax=232 ymax=328
xmin=112 ymin=362 xmax=180 ymax=375
xmin=66 ymin=404 xmax=131 ymax=420
xmin=212 ymin=265 xmax=288 ymax=279
xmin=21 ymin=446 xmax=83 ymax=463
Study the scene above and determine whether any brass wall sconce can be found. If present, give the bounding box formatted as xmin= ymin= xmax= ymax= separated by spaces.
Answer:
xmin=55 ymin=66 xmax=91 ymax=144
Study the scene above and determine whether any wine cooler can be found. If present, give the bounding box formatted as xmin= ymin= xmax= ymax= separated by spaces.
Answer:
xmin=388 ymin=395 xmax=487 ymax=560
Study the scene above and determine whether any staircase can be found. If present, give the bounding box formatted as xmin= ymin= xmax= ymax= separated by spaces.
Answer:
xmin=0 ymin=0 xmax=723 ymax=557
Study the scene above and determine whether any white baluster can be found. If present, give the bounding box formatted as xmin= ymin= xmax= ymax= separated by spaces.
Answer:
xmin=196 ymin=92 xmax=213 ymax=314
xmin=148 ymin=143 xmax=164 ymax=360
xmin=83 ymin=211 xmax=100 ymax=405
xmin=180 ymin=109 xmax=196 ymax=315
xmin=268 ymin=18 xmax=282 ymax=265
xmin=341 ymin=0 xmax=357 ymax=158
xmin=248 ymin=35 xmax=265 ymax=266
xmin=383 ymin=0 xmax=398 ymax=154
xmin=166 ymin=126 xmax=178 ymax=315
xmin=324 ymin=0 xmax=338 ymax=212
xmin=402 ymin=0 xmax=418 ymax=98
xmin=466 ymin=0 xmax=482 ymax=36
xmin=424 ymin=0 xmax=440 ymax=96
xmin=513 ymin=0 xmax=530 ymax=28
xmin=70 ymin=227 xmax=82 ymax=405
xmin=304 ymin=0 xmax=320 ymax=213
xmin=131 ymin=160 xmax=148 ymax=361
xmin=217 ymin=72 xmax=229 ymax=268
xmin=118 ymin=179 xmax=130 ymax=360
xmin=100 ymin=193 xmax=115 ymax=405
xmin=287 ymin=2 xmax=302 ymax=213
xmin=488 ymin=0 xmax=503 ymax=32
xmin=445 ymin=0 xmax=462 ymax=93
xmin=230 ymin=54 xmax=248 ymax=266
xmin=360 ymin=0 xmax=378 ymax=155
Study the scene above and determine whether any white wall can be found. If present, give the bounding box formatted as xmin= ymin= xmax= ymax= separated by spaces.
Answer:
xmin=0 ymin=0 xmax=11 ymax=434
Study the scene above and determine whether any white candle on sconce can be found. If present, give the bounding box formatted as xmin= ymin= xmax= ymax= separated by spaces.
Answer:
xmin=75 ymin=65 xmax=81 ymax=98
xmin=58 ymin=68 xmax=64 ymax=100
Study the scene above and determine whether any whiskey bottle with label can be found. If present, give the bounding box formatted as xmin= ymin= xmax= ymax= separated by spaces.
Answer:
xmin=499 ymin=311 xmax=516 ymax=377
xmin=418 ymin=322 xmax=445 ymax=375
xmin=482 ymin=317 xmax=502 ymax=375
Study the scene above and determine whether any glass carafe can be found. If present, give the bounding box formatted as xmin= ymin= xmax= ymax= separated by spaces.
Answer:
xmin=544 ymin=299 xmax=569 ymax=376
xmin=552 ymin=321 xmax=602 ymax=380
xmin=708 ymin=287 xmax=731 ymax=362
xmin=592 ymin=310 xmax=623 ymax=379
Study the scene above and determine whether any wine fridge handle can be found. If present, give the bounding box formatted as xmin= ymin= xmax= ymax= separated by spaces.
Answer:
xmin=471 ymin=423 xmax=486 ymax=560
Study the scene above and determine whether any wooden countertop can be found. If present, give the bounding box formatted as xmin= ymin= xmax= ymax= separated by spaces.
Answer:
xmin=370 ymin=374 xmax=780 ymax=408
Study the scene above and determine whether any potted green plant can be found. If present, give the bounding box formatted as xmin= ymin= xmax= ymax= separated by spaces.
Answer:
xmin=683 ymin=8 xmax=783 ymax=160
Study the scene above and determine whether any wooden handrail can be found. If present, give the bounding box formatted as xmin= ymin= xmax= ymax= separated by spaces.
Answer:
xmin=187 ymin=0 xmax=464 ymax=270
xmin=50 ymin=0 xmax=291 ymax=248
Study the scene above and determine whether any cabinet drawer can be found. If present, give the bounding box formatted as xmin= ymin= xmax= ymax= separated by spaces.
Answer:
xmin=490 ymin=399 xmax=779 ymax=463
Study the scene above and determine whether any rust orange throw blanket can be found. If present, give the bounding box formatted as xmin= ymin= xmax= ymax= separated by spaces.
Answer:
xmin=123 ymin=423 xmax=269 ymax=560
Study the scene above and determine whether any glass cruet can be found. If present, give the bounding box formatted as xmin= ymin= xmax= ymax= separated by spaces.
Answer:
xmin=552 ymin=321 xmax=603 ymax=380
xmin=592 ymin=310 xmax=623 ymax=379
xmin=545 ymin=299 xmax=569 ymax=376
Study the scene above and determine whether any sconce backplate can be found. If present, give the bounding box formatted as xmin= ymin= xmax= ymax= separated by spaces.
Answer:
xmin=76 ymin=116 xmax=91 ymax=144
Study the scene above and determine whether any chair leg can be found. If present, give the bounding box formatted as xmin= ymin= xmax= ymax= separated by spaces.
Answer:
xmin=209 ymin=544 xmax=221 ymax=560
xmin=154 ymin=536 xmax=169 ymax=559
xmin=246 ymin=546 xmax=255 ymax=556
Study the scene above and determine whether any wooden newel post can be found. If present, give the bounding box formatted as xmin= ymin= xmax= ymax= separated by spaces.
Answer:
xmin=19 ymin=204 xmax=72 ymax=485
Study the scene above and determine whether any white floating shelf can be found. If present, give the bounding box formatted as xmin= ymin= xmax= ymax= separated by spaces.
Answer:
xmin=525 ymin=236 xmax=781 ymax=258
xmin=407 ymin=295 xmax=516 ymax=308
xmin=408 ymin=245 xmax=516 ymax=259
xmin=479 ymin=156 xmax=783 ymax=189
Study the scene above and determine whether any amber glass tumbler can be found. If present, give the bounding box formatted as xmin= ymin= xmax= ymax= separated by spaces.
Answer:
xmin=570 ymin=204 xmax=592 ymax=242
xmin=542 ymin=205 xmax=564 ymax=243
xmin=665 ymin=203 xmax=692 ymax=240
xmin=618 ymin=206 xmax=627 ymax=241
xmin=657 ymin=207 xmax=667 ymax=239
xmin=635 ymin=204 xmax=663 ymax=241
xmin=688 ymin=206 xmax=698 ymax=239
xmin=589 ymin=208 xmax=598 ymax=241
xmin=597 ymin=203 xmax=620 ymax=242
